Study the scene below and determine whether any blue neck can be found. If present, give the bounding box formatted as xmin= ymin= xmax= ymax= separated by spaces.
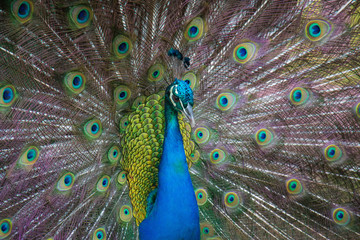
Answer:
xmin=159 ymin=101 xmax=189 ymax=179
xmin=139 ymin=98 xmax=200 ymax=240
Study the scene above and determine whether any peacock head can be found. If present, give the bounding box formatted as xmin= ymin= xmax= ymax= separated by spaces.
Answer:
xmin=165 ymin=79 xmax=195 ymax=127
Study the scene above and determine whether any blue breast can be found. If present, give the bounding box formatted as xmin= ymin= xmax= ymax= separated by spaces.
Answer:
xmin=139 ymin=105 xmax=200 ymax=240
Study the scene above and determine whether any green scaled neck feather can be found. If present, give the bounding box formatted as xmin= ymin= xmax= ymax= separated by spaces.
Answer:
xmin=139 ymin=79 xmax=200 ymax=240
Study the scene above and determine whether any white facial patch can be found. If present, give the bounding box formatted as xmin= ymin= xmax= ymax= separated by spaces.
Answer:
xmin=169 ymin=86 xmax=177 ymax=107
xmin=174 ymin=85 xmax=178 ymax=95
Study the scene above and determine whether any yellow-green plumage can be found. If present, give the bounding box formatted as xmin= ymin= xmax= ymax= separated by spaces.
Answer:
xmin=120 ymin=92 xmax=195 ymax=224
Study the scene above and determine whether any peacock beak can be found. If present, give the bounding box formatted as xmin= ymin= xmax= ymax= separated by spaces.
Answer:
xmin=181 ymin=104 xmax=195 ymax=128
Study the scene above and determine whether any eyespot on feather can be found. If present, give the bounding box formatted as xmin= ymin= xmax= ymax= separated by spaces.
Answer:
xmin=224 ymin=192 xmax=241 ymax=208
xmin=113 ymin=35 xmax=132 ymax=59
xmin=64 ymin=72 xmax=86 ymax=94
xmin=233 ymin=42 xmax=257 ymax=64
xmin=194 ymin=127 xmax=210 ymax=144
xmin=57 ymin=172 xmax=75 ymax=191
xmin=70 ymin=5 xmax=93 ymax=28
xmin=195 ymin=188 xmax=208 ymax=206
xmin=215 ymin=92 xmax=237 ymax=111
xmin=255 ymin=128 xmax=274 ymax=146
xmin=19 ymin=146 xmax=39 ymax=166
xmin=119 ymin=116 xmax=129 ymax=133
xmin=209 ymin=148 xmax=226 ymax=164
xmin=0 ymin=85 xmax=18 ymax=108
xmin=119 ymin=205 xmax=133 ymax=222
xmin=148 ymin=64 xmax=165 ymax=82
xmin=182 ymin=72 xmax=198 ymax=90
xmin=97 ymin=175 xmax=110 ymax=192
xmin=83 ymin=119 xmax=102 ymax=139
xmin=108 ymin=145 xmax=120 ymax=164
xmin=286 ymin=178 xmax=303 ymax=195
xmin=11 ymin=0 xmax=34 ymax=23
xmin=0 ymin=219 xmax=12 ymax=239
xmin=184 ymin=17 xmax=204 ymax=42
xmin=117 ymin=171 xmax=127 ymax=185
xmin=114 ymin=86 xmax=131 ymax=105
xmin=190 ymin=150 xmax=200 ymax=163
xmin=93 ymin=228 xmax=106 ymax=240
xmin=324 ymin=144 xmax=343 ymax=162
xmin=200 ymin=222 xmax=215 ymax=238
xmin=332 ymin=208 xmax=351 ymax=226
xmin=305 ymin=20 xmax=331 ymax=42
xmin=289 ymin=87 xmax=310 ymax=106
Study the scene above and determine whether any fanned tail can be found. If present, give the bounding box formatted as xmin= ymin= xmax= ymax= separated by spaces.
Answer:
xmin=1 ymin=0 xmax=360 ymax=239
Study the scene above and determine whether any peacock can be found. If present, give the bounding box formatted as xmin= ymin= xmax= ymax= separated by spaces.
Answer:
xmin=0 ymin=0 xmax=360 ymax=239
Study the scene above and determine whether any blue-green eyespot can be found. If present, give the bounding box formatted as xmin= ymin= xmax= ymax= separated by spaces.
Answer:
xmin=195 ymin=188 xmax=208 ymax=206
xmin=216 ymin=92 xmax=237 ymax=111
xmin=113 ymin=35 xmax=132 ymax=59
xmin=119 ymin=205 xmax=133 ymax=222
xmin=332 ymin=208 xmax=351 ymax=226
xmin=200 ymin=222 xmax=214 ymax=238
xmin=184 ymin=17 xmax=204 ymax=42
xmin=324 ymin=144 xmax=343 ymax=162
xmin=64 ymin=72 xmax=86 ymax=94
xmin=289 ymin=87 xmax=310 ymax=106
xmin=194 ymin=127 xmax=210 ymax=144
xmin=209 ymin=149 xmax=226 ymax=164
xmin=148 ymin=64 xmax=165 ymax=82
xmin=93 ymin=228 xmax=106 ymax=240
xmin=19 ymin=146 xmax=39 ymax=166
xmin=57 ymin=172 xmax=75 ymax=191
xmin=189 ymin=150 xmax=200 ymax=163
xmin=255 ymin=128 xmax=274 ymax=146
xmin=305 ymin=20 xmax=331 ymax=42
xmin=233 ymin=42 xmax=257 ymax=64
xmin=182 ymin=72 xmax=198 ymax=90
xmin=0 ymin=219 xmax=12 ymax=239
xmin=11 ymin=0 xmax=34 ymax=23
xmin=0 ymin=85 xmax=18 ymax=108
xmin=108 ymin=145 xmax=120 ymax=164
xmin=224 ymin=192 xmax=241 ymax=208
xmin=97 ymin=175 xmax=110 ymax=192
xmin=286 ymin=178 xmax=303 ymax=195
xmin=114 ymin=85 xmax=131 ymax=106
xmin=83 ymin=119 xmax=102 ymax=139
xmin=117 ymin=171 xmax=127 ymax=185
xmin=70 ymin=5 xmax=93 ymax=28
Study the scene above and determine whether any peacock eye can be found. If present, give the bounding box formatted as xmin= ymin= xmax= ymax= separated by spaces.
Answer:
xmin=184 ymin=17 xmax=204 ymax=42
xmin=97 ymin=175 xmax=110 ymax=192
xmin=11 ymin=0 xmax=34 ymax=23
xmin=0 ymin=85 xmax=18 ymax=107
xmin=195 ymin=188 xmax=208 ymax=206
xmin=224 ymin=192 xmax=241 ymax=208
xmin=286 ymin=178 xmax=303 ymax=195
xmin=332 ymin=208 xmax=351 ymax=226
xmin=70 ymin=5 xmax=93 ymax=28
xmin=57 ymin=172 xmax=75 ymax=191
xmin=119 ymin=205 xmax=133 ymax=222
xmin=305 ymin=20 xmax=331 ymax=42
xmin=172 ymin=95 xmax=180 ymax=102
xmin=93 ymin=228 xmax=106 ymax=240
xmin=0 ymin=219 xmax=12 ymax=238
